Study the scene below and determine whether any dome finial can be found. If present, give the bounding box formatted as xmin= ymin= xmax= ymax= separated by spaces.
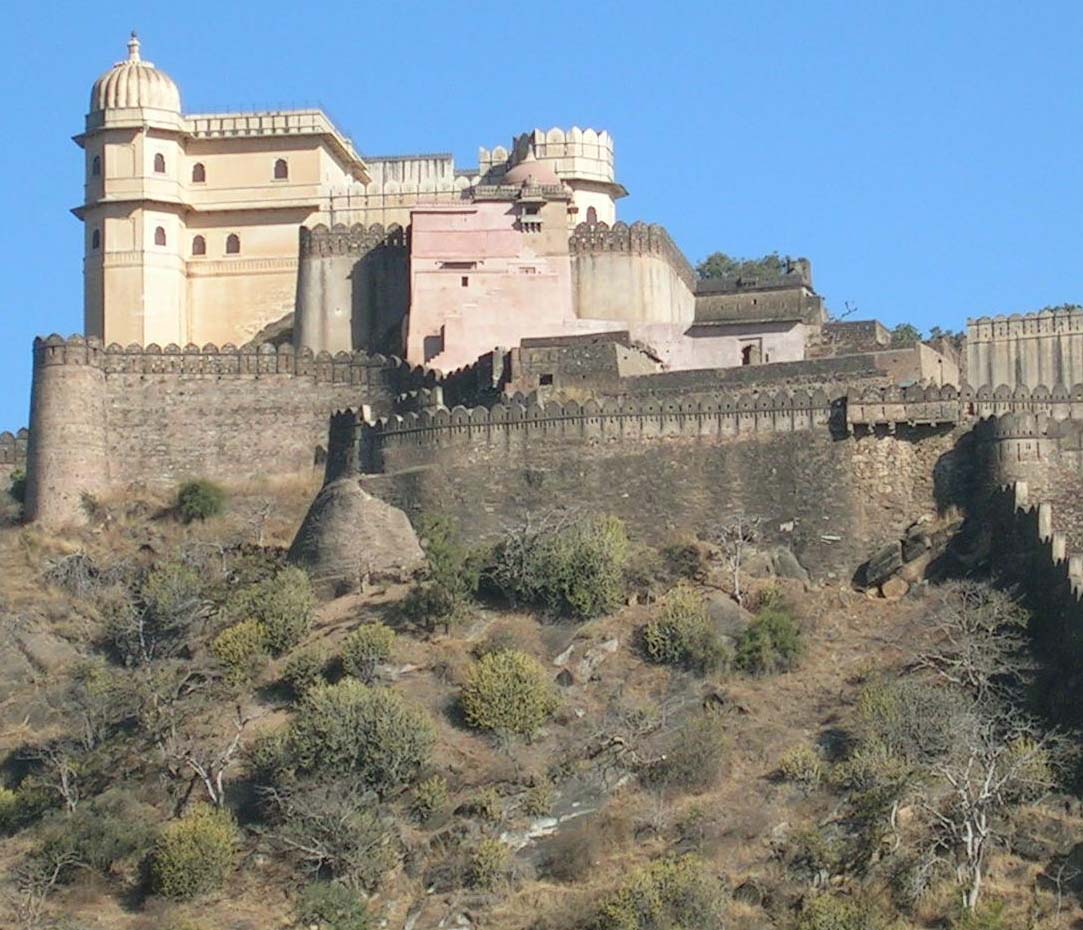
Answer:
xmin=127 ymin=31 xmax=141 ymax=62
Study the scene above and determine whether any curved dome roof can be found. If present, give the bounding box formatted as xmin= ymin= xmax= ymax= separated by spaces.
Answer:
xmin=90 ymin=33 xmax=181 ymax=113
xmin=503 ymin=150 xmax=560 ymax=187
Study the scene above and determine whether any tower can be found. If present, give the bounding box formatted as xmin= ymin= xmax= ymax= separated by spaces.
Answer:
xmin=74 ymin=33 xmax=187 ymax=346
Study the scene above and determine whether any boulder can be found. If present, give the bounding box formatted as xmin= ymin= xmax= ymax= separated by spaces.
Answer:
xmin=769 ymin=547 xmax=810 ymax=584
xmin=288 ymin=478 xmax=425 ymax=598
xmin=880 ymin=576 xmax=909 ymax=600
xmin=865 ymin=541 xmax=903 ymax=587
xmin=902 ymin=525 xmax=932 ymax=562
xmin=706 ymin=592 xmax=754 ymax=638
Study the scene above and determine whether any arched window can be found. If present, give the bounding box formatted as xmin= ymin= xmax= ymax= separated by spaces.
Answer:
xmin=191 ymin=162 xmax=206 ymax=183
xmin=154 ymin=226 xmax=167 ymax=247
xmin=226 ymin=233 xmax=240 ymax=254
xmin=586 ymin=206 xmax=598 ymax=224
xmin=91 ymin=229 xmax=101 ymax=250
xmin=91 ymin=155 xmax=101 ymax=177
xmin=153 ymin=153 xmax=166 ymax=173
xmin=191 ymin=235 xmax=206 ymax=256
xmin=273 ymin=158 xmax=288 ymax=180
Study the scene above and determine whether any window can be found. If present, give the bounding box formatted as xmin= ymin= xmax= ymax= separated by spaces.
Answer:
xmin=460 ymin=276 xmax=469 ymax=288
xmin=91 ymin=155 xmax=101 ymax=177
xmin=741 ymin=345 xmax=753 ymax=366
xmin=191 ymin=162 xmax=206 ymax=183
xmin=91 ymin=229 xmax=100 ymax=250
xmin=586 ymin=206 xmax=598 ymax=224
xmin=539 ymin=373 xmax=554 ymax=386
xmin=191 ymin=235 xmax=206 ymax=256
xmin=154 ymin=226 xmax=167 ymax=246
xmin=273 ymin=158 xmax=288 ymax=180
xmin=226 ymin=233 xmax=240 ymax=254
xmin=153 ymin=153 xmax=166 ymax=174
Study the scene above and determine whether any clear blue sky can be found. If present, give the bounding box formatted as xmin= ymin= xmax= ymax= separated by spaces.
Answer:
xmin=2 ymin=0 xmax=1081 ymax=431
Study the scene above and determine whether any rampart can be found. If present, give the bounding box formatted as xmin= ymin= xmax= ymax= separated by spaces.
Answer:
xmin=0 ymin=428 xmax=29 ymax=487
xmin=294 ymin=223 xmax=409 ymax=357
xmin=569 ymin=221 xmax=696 ymax=325
xmin=24 ymin=335 xmax=436 ymax=529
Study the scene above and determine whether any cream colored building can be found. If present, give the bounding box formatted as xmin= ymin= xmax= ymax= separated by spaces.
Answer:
xmin=77 ymin=35 xmax=628 ymax=352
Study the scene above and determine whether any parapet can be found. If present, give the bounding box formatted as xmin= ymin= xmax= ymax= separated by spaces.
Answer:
xmin=31 ymin=334 xmax=440 ymax=390
xmin=479 ymin=127 xmax=616 ymax=184
xmin=0 ymin=428 xmax=29 ymax=468
xmin=846 ymin=383 xmax=961 ymax=429
xmin=569 ymin=220 xmax=696 ymax=292
xmin=299 ymin=222 xmax=406 ymax=258
xmin=967 ymin=307 xmax=1083 ymax=341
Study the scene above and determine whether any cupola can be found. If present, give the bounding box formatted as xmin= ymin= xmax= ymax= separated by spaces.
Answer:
xmin=90 ymin=33 xmax=181 ymax=114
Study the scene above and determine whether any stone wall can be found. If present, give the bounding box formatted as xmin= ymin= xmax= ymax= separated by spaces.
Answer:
xmin=24 ymin=335 xmax=433 ymax=528
xmin=0 ymin=428 xmax=28 ymax=488
xmin=356 ymin=391 xmax=964 ymax=581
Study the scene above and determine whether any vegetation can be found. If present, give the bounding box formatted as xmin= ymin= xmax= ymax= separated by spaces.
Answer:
xmin=795 ymin=894 xmax=882 ymax=930
xmin=592 ymin=856 xmax=727 ymax=929
xmin=288 ymin=679 xmax=434 ymax=794
xmin=280 ymin=646 xmax=328 ymax=699
xmin=645 ymin=712 xmax=727 ymax=792
xmin=641 ymin=583 xmax=728 ymax=673
xmin=341 ymin=622 xmax=395 ymax=684
xmin=151 ymin=805 xmax=238 ymax=899
xmin=460 ymin=649 xmax=558 ymax=738
xmin=777 ymin=745 xmax=824 ymax=787
xmin=696 ymin=251 xmax=791 ymax=283
xmin=734 ymin=601 xmax=802 ymax=674
xmin=224 ymin=565 xmax=315 ymax=654
xmin=175 ymin=478 xmax=226 ymax=523
xmin=467 ymin=837 xmax=510 ymax=889
xmin=410 ymin=774 xmax=448 ymax=822
xmin=486 ymin=512 xmax=629 ymax=619
xmin=296 ymin=882 xmax=372 ymax=930
xmin=211 ymin=618 xmax=268 ymax=683
xmin=8 ymin=469 xmax=26 ymax=505
xmin=889 ymin=323 xmax=923 ymax=347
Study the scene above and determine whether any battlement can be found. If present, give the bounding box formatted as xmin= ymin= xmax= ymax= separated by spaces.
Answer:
xmin=479 ymin=127 xmax=616 ymax=184
xmin=31 ymin=334 xmax=439 ymax=389
xmin=0 ymin=429 xmax=28 ymax=467
xmin=299 ymin=222 xmax=407 ymax=258
xmin=967 ymin=308 xmax=1083 ymax=341
xmin=846 ymin=384 xmax=961 ymax=428
xmin=363 ymin=388 xmax=836 ymax=457
xmin=569 ymin=220 xmax=696 ymax=292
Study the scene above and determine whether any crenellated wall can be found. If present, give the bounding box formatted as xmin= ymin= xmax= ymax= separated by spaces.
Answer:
xmin=569 ymin=221 xmax=696 ymax=326
xmin=967 ymin=308 xmax=1083 ymax=390
xmin=24 ymin=335 xmax=437 ymax=528
xmin=0 ymin=428 xmax=29 ymax=488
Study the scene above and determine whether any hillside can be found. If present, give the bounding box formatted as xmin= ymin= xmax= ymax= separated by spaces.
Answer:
xmin=0 ymin=478 xmax=1079 ymax=930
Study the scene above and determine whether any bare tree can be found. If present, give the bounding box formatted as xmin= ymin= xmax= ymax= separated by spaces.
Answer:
xmin=172 ymin=705 xmax=258 ymax=808
xmin=709 ymin=514 xmax=761 ymax=605
xmin=19 ymin=741 xmax=81 ymax=813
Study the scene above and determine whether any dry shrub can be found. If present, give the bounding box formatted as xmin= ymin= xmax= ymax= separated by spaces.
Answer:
xmin=541 ymin=809 xmax=631 ymax=883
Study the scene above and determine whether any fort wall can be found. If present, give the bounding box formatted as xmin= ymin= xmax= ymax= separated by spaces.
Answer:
xmin=0 ymin=429 xmax=29 ymax=488
xmin=967 ymin=309 xmax=1083 ymax=390
xmin=24 ymin=335 xmax=434 ymax=528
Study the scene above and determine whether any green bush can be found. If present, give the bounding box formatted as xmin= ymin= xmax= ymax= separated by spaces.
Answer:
xmin=402 ymin=516 xmax=481 ymax=634
xmin=151 ymin=805 xmax=238 ymax=900
xmin=460 ymin=650 xmax=558 ymax=738
xmin=410 ymin=775 xmax=448 ymax=823
xmin=734 ymin=603 xmax=802 ymax=675
xmin=467 ymin=837 xmax=510 ymax=890
xmin=0 ymin=786 xmax=18 ymax=832
xmin=463 ymin=787 xmax=502 ymax=822
xmin=211 ymin=619 xmax=268 ymax=683
xmin=795 ymin=894 xmax=882 ymax=930
xmin=523 ymin=781 xmax=553 ymax=817
xmin=645 ymin=712 xmax=727 ymax=792
xmin=777 ymin=745 xmax=824 ymax=787
xmin=828 ymin=743 xmax=908 ymax=793
xmin=8 ymin=469 xmax=26 ymax=506
xmin=641 ymin=584 xmax=728 ymax=674
xmin=281 ymin=646 xmax=328 ymax=699
xmin=486 ymin=514 xmax=629 ymax=620
xmin=225 ymin=566 xmax=315 ymax=655
xmin=175 ymin=479 xmax=226 ymax=523
xmin=856 ymin=677 xmax=972 ymax=767
xmin=296 ymin=882 xmax=372 ymax=930
xmin=342 ymin=623 xmax=395 ymax=684
xmin=592 ymin=855 xmax=727 ymax=930
xmin=107 ymin=559 xmax=207 ymax=663
xmin=289 ymin=679 xmax=434 ymax=795
xmin=953 ymin=901 xmax=1009 ymax=930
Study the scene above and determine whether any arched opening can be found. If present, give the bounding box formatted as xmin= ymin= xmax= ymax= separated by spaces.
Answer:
xmin=273 ymin=158 xmax=288 ymax=180
xmin=91 ymin=155 xmax=101 ymax=177
xmin=153 ymin=153 xmax=166 ymax=174
xmin=740 ymin=343 xmax=761 ymax=366
xmin=191 ymin=162 xmax=206 ymax=183
xmin=91 ymin=229 xmax=101 ymax=250
xmin=226 ymin=233 xmax=240 ymax=254
xmin=154 ymin=226 xmax=167 ymax=247
xmin=191 ymin=235 xmax=206 ymax=256
xmin=586 ymin=206 xmax=598 ymax=224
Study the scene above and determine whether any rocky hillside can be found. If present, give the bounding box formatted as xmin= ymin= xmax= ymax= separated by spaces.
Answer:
xmin=0 ymin=477 xmax=1079 ymax=930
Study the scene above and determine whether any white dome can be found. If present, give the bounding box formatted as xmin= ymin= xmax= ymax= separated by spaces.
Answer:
xmin=90 ymin=33 xmax=181 ymax=113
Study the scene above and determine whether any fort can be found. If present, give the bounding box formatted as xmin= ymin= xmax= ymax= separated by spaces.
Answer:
xmin=11 ymin=34 xmax=1083 ymax=634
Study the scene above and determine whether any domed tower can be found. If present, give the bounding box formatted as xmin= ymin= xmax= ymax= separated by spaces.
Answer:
xmin=75 ymin=33 xmax=187 ymax=346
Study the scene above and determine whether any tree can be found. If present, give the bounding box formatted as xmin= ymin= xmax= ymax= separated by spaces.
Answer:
xmin=889 ymin=323 xmax=923 ymax=347
xmin=401 ymin=515 xmax=481 ymax=634
xmin=696 ymin=251 xmax=790 ymax=283
xmin=708 ymin=515 xmax=760 ymax=606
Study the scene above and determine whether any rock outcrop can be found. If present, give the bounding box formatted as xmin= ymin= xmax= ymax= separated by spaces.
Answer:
xmin=288 ymin=478 xmax=424 ymax=597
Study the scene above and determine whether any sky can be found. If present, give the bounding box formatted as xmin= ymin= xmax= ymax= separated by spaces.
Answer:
xmin=1 ymin=0 xmax=1082 ymax=431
